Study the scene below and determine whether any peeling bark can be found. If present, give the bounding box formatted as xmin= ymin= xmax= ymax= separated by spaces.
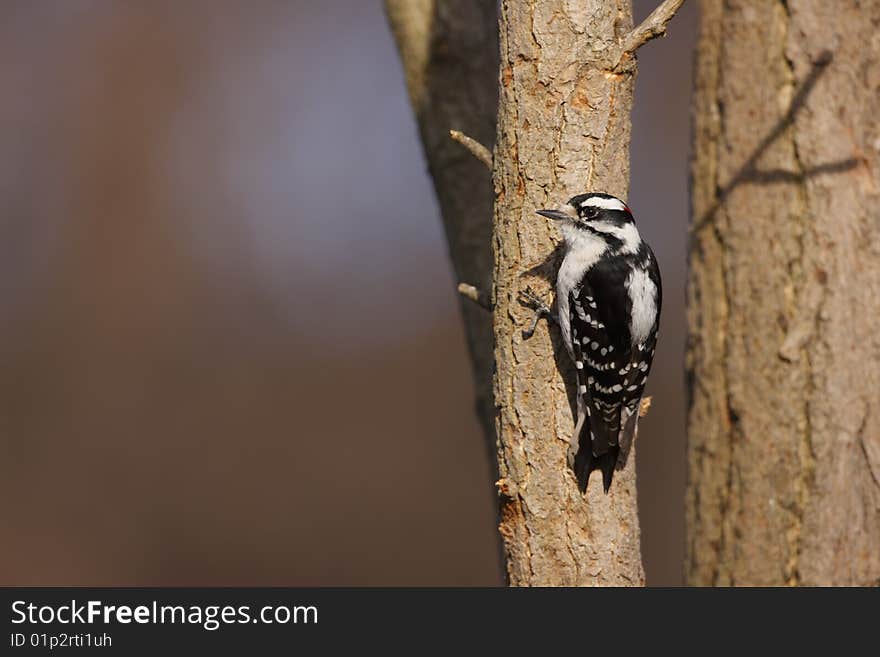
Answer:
xmin=687 ymin=0 xmax=880 ymax=586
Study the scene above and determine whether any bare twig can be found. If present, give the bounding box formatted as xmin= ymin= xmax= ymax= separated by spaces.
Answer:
xmin=449 ymin=130 xmax=492 ymax=170
xmin=457 ymin=282 xmax=491 ymax=310
xmin=613 ymin=0 xmax=687 ymax=72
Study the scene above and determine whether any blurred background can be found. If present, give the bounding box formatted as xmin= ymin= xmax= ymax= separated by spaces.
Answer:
xmin=0 ymin=0 xmax=696 ymax=585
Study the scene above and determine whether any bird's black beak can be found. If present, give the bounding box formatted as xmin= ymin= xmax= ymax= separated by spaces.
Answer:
xmin=536 ymin=206 xmax=576 ymax=221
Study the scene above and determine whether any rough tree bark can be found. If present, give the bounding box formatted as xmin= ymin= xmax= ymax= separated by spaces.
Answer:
xmin=388 ymin=0 xmax=686 ymax=585
xmin=492 ymin=1 xmax=637 ymax=586
xmin=687 ymin=0 xmax=880 ymax=585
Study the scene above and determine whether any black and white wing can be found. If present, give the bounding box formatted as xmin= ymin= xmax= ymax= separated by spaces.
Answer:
xmin=615 ymin=326 xmax=659 ymax=467
xmin=616 ymin=246 xmax=662 ymax=467
xmin=568 ymin=280 xmax=628 ymax=492
xmin=568 ymin=255 xmax=660 ymax=492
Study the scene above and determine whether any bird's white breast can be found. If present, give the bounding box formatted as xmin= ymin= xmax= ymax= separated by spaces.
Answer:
xmin=556 ymin=227 xmax=607 ymax=357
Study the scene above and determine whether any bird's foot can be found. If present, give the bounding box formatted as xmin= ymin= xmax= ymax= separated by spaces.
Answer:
xmin=518 ymin=286 xmax=555 ymax=339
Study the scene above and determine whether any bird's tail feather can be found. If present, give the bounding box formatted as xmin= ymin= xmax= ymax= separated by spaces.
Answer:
xmin=573 ymin=419 xmax=619 ymax=493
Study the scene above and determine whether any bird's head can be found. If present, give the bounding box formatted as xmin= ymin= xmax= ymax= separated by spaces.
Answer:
xmin=537 ymin=192 xmax=633 ymax=227
xmin=536 ymin=192 xmax=638 ymax=252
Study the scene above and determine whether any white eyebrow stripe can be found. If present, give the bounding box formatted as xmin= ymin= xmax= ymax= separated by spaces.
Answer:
xmin=580 ymin=197 xmax=627 ymax=212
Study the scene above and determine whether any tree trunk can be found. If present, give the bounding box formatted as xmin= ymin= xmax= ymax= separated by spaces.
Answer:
xmin=491 ymin=0 xmax=646 ymax=586
xmin=687 ymin=0 xmax=880 ymax=586
xmin=384 ymin=0 xmax=499 ymax=441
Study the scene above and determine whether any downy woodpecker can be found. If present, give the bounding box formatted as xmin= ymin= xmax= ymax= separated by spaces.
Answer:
xmin=523 ymin=192 xmax=661 ymax=493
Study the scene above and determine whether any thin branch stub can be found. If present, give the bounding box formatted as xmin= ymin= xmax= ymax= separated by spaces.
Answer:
xmin=612 ymin=0 xmax=687 ymax=72
xmin=457 ymin=283 xmax=491 ymax=310
xmin=449 ymin=130 xmax=492 ymax=170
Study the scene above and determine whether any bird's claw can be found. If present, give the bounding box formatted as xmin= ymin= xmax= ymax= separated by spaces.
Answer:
xmin=518 ymin=286 xmax=553 ymax=339
xmin=518 ymin=286 xmax=550 ymax=312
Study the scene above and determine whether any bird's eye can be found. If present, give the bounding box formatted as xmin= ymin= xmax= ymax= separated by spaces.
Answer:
xmin=583 ymin=207 xmax=599 ymax=220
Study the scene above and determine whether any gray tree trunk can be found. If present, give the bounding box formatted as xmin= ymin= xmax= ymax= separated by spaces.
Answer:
xmin=687 ymin=0 xmax=880 ymax=586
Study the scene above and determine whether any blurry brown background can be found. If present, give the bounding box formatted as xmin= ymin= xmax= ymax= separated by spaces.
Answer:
xmin=0 ymin=1 xmax=696 ymax=586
